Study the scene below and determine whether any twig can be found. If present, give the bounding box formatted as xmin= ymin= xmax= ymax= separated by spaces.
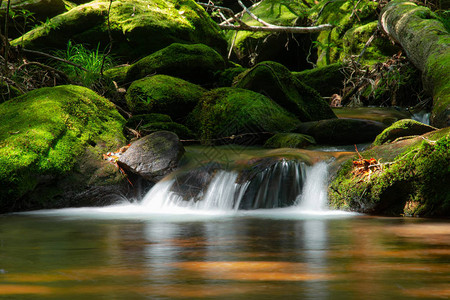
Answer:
xmin=219 ymin=1 xmax=262 ymax=26
xmin=198 ymin=2 xmax=250 ymax=28
xmin=357 ymin=29 xmax=378 ymax=64
xmin=17 ymin=61 xmax=70 ymax=82
xmin=3 ymin=0 xmax=11 ymax=76
xmin=21 ymin=48 xmax=88 ymax=72
xmin=219 ymin=23 xmax=334 ymax=33
xmin=238 ymin=0 xmax=272 ymax=27
xmin=100 ymin=0 xmax=113 ymax=76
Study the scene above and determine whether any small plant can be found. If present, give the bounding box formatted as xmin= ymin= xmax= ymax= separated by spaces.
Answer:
xmin=52 ymin=41 xmax=114 ymax=89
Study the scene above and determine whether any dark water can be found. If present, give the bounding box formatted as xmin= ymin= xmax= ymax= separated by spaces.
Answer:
xmin=0 ymin=210 xmax=449 ymax=299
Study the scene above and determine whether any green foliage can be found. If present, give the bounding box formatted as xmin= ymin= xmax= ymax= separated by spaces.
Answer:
xmin=53 ymin=40 xmax=114 ymax=88
xmin=437 ymin=10 xmax=450 ymax=32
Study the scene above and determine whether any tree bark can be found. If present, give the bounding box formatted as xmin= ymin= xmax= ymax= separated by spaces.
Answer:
xmin=379 ymin=0 xmax=450 ymax=127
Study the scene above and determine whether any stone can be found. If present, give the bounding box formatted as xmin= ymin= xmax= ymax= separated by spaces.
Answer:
xmin=372 ymin=119 xmax=437 ymax=146
xmin=117 ymin=131 xmax=185 ymax=182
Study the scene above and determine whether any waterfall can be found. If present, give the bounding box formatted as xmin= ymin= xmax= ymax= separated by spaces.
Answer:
xmin=141 ymin=159 xmax=330 ymax=212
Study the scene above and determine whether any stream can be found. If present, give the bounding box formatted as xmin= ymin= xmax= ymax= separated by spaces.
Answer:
xmin=0 ymin=146 xmax=449 ymax=299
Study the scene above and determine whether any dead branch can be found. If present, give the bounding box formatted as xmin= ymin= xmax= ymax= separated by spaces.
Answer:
xmin=198 ymin=2 xmax=334 ymax=34
xmin=20 ymin=48 xmax=88 ymax=72
xmin=17 ymin=61 xmax=69 ymax=82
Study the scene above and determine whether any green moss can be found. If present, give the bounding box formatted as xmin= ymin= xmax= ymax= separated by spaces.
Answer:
xmin=372 ymin=119 xmax=437 ymax=146
xmin=11 ymin=0 xmax=227 ymax=61
xmin=139 ymin=122 xmax=194 ymax=139
xmin=234 ymin=61 xmax=336 ymax=121
xmin=0 ymin=85 xmax=126 ymax=207
xmin=125 ymin=43 xmax=226 ymax=86
xmin=103 ymin=65 xmax=131 ymax=85
xmin=126 ymin=113 xmax=173 ymax=128
xmin=215 ymin=67 xmax=247 ymax=87
xmin=292 ymin=63 xmax=344 ymax=97
xmin=264 ymin=133 xmax=316 ymax=149
xmin=313 ymin=0 xmax=390 ymax=67
xmin=125 ymin=74 xmax=206 ymax=122
xmin=329 ymin=128 xmax=450 ymax=217
xmin=187 ymin=87 xmax=301 ymax=144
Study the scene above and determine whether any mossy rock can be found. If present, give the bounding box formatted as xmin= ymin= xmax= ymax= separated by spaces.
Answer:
xmin=292 ymin=63 xmax=345 ymax=97
xmin=328 ymin=128 xmax=450 ymax=217
xmin=125 ymin=43 xmax=226 ymax=86
xmin=139 ymin=122 xmax=194 ymax=140
xmin=234 ymin=61 xmax=336 ymax=122
xmin=187 ymin=87 xmax=301 ymax=145
xmin=125 ymin=74 xmax=206 ymax=122
xmin=215 ymin=67 xmax=247 ymax=87
xmin=11 ymin=0 xmax=227 ymax=61
xmin=296 ymin=118 xmax=387 ymax=145
xmin=126 ymin=113 xmax=173 ymax=128
xmin=372 ymin=119 xmax=437 ymax=146
xmin=312 ymin=0 xmax=397 ymax=66
xmin=229 ymin=0 xmax=313 ymax=70
xmin=1 ymin=0 xmax=67 ymax=38
xmin=264 ymin=133 xmax=316 ymax=149
xmin=103 ymin=65 xmax=131 ymax=85
xmin=0 ymin=85 xmax=127 ymax=212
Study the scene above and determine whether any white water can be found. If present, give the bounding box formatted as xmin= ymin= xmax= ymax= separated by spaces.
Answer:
xmin=21 ymin=161 xmax=357 ymax=220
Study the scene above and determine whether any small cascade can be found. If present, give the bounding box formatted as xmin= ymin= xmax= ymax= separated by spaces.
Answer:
xmin=411 ymin=111 xmax=430 ymax=125
xmin=140 ymin=159 xmax=331 ymax=212
xmin=295 ymin=162 xmax=329 ymax=211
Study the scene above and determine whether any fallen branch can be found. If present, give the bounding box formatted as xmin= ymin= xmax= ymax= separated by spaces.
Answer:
xmin=17 ymin=61 xmax=69 ymax=82
xmin=21 ymin=48 xmax=88 ymax=72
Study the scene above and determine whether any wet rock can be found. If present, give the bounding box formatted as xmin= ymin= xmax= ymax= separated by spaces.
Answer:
xmin=296 ymin=118 xmax=387 ymax=145
xmin=264 ymin=133 xmax=316 ymax=149
xmin=117 ymin=131 xmax=185 ymax=182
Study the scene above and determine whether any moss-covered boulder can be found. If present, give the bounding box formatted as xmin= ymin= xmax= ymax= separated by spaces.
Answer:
xmin=125 ymin=43 xmax=226 ymax=86
xmin=372 ymin=119 xmax=437 ymax=146
xmin=138 ymin=122 xmax=194 ymax=140
xmin=264 ymin=133 xmax=316 ymax=149
xmin=0 ymin=85 xmax=127 ymax=213
xmin=296 ymin=118 xmax=387 ymax=145
xmin=234 ymin=61 xmax=336 ymax=122
xmin=125 ymin=74 xmax=206 ymax=121
xmin=328 ymin=128 xmax=450 ymax=217
xmin=187 ymin=87 xmax=301 ymax=144
xmin=11 ymin=0 xmax=227 ymax=61
xmin=1 ymin=0 xmax=67 ymax=38
xmin=292 ymin=63 xmax=345 ymax=97
xmin=312 ymin=0 xmax=398 ymax=67
xmin=126 ymin=113 xmax=173 ymax=129
xmin=215 ymin=66 xmax=247 ymax=87
xmin=229 ymin=0 xmax=313 ymax=70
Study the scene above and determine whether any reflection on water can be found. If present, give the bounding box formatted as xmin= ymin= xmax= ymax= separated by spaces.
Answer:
xmin=0 ymin=212 xmax=449 ymax=299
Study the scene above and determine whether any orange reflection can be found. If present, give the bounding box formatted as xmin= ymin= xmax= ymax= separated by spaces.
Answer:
xmin=174 ymin=261 xmax=335 ymax=281
xmin=0 ymin=284 xmax=53 ymax=295
xmin=402 ymin=285 xmax=450 ymax=298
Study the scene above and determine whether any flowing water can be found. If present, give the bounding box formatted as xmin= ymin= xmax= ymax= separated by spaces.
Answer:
xmin=0 ymin=149 xmax=449 ymax=299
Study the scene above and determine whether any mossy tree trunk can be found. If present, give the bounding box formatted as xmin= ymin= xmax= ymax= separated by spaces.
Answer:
xmin=379 ymin=0 xmax=450 ymax=127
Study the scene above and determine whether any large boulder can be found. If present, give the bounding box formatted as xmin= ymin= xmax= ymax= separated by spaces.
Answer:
xmin=187 ymin=87 xmax=301 ymax=144
xmin=11 ymin=0 xmax=227 ymax=61
xmin=124 ymin=43 xmax=226 ymax=86
xmin=372 ymin=119 xmax=437 ymax=146
xmin=234 ymin=61 xmax=336 ymax=122
xmin=296 ymin=118 xmax=387 ymax=145
xmin=117 ymin=131 xmax=185 ymax=182
xmin=0 ymin=85 xmax=127 ymax=213
xmin=292 ymin=63 xmax=345 ymax=97
xmin=125 ymin=74 xmax=206 ymax=121
xmin=328 ymin=127 xmax=450 ymax=217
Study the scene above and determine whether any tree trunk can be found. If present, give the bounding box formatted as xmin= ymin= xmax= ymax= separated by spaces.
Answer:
xmin=379 ymin=0 xmax=450 ymax=127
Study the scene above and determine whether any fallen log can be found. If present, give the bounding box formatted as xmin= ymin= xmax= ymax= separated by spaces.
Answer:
xmin=379 ymin=0 xmax=450 ymax=127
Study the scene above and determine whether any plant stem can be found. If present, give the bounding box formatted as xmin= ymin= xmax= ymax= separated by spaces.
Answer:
xmin=3 ymin=0 xmax=11 ymax=76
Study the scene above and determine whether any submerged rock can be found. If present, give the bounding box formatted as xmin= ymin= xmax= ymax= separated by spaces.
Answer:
xmin=0 ymin=85 xmax=127 ymax=213
xmin=11 ymin=0 xmax=227 ymax=61
xmin=372 ymin=119 xmax=437 ymax=146
xmin=117 ymin=131 xmax=185 ymax=182
xmin=125 ymin=74 xmax=206 ymax=121
xmin=125 ymin=43 xmax=226 ymax=86
xmin=234 ymin=61 xmax=336 ymax=122
xmin=296 ymin=118 xmax=387 ymax=145
xmin=187 ymin=87 xmax=300 ymax=144
xmin=328 ymin=127 xmax=450 ymax=217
